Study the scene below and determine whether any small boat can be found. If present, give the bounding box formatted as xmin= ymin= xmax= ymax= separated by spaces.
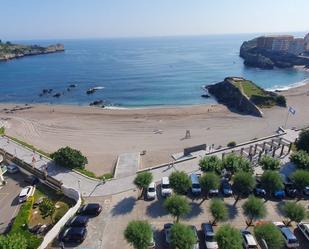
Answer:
xmin=86 ymin=86 xmax=104 ymax=94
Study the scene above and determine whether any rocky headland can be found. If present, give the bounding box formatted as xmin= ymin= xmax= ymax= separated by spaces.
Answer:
xmin=240 ymin=37 xmax=309 ymax=69
xmin=0 ymin=41 xmax=64 ymax=61
xmin=206 ymin=77 xmax=286 ymax=117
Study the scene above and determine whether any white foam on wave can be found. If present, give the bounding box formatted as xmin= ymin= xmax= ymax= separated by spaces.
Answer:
xmin=266 ymin=78 xmax=309 ymax=92
xmin=93 ymin=86 xmax=105 ymax=90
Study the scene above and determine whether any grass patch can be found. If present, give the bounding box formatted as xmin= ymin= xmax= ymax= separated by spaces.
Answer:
xmin=233 ymin=80 xmax=266 ymax=98
xmin=0 ymin=126 xmax=5 ymax=135
xmin=75 ymin=168 xmax=114 ymax=180
xmin=6 ymin=135 xmax=51 ymax=158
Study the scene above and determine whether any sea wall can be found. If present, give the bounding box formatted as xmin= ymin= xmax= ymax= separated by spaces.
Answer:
xmin=206 ymin=77 xmax=263 ymax=117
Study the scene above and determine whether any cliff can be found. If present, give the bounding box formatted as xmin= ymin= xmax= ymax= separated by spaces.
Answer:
xmin=240 ymin=38 xmax=309 ymax=69
xmin=206 ymin=77 xmax=286 ymax=117
xmin=0 ymin=42 xmax=64 ymax=61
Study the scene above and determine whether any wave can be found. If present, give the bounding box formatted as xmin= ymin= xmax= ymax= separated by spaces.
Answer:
xmin=266 ymin=78 xmax=309 ymax=92
xmin=93 ymin=86 xmax=104 ymax=90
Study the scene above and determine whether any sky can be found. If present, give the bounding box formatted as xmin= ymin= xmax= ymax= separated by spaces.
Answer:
xmin=1 ymin=0 xmax=308 ymax=40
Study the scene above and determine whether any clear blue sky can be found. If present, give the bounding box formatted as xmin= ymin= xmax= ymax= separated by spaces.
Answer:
xmin=1 ymin=0 xmax=308 ymax=40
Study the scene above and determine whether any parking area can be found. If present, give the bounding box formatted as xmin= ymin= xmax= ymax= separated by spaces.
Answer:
xmin=0 ymin=172 xmax=28 ymax=234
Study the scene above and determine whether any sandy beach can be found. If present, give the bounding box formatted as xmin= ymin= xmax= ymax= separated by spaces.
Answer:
xmin=1 ymin=83 xmax=309 ymax=175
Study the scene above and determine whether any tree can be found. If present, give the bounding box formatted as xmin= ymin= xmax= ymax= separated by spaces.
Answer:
xmin=164 ymin=194 xmax=191 ymax=222
xmin=242 ymin=196 xmax=266 ymax=226
xmin=260 ymin=171 xmax=284 ymax=198
xmin=0 ymin=233 xmax=28 ymax=249
xmin=39 ymin=198 xmax=56 ymax=222
xmin=295 ymin=129 xmax=309 ymax=153
xmin=222 ymin=153 xmax=253 ymax=175
xmin=282 ymin=202 xmax=307 ymax=225
xmin=215 ymin=224 xmax=243 ymax=249
xmin=209 ymin=199 xmax=228 ymax=225
xmin=170 ymin=223 xmax=196 ymax=249
xmin=254 ymin=223 xmax=284 ymax=249
xmin=51 ymin=146 xmax=88 ymax=169
xmin=169 ymin=171 xmax=191 ymax=195
xmin=133 ymin=172 xmax=153 ymax=199
xmin=200 ymin=172 xmax=220 ymax=199
xmin=199 ymin=155 xmax=222 ymax=174
xmin=233 ymin=171 xmax=256 ymax=203
xmin=259 ymin=155 xmax=280 ymax=170
xmin=291 ymin=170 xmax=309 ymax=192
xmin=290 ymin=150 xmax=309 ymax=170
xmin=124 ymin=220 xmax=152 ymax=249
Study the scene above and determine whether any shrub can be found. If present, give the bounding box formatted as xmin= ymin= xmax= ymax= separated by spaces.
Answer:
xmin=254 ymin=223 xmax=284 ymax=249
xmin=39 ymin=198 xmax=56 ymax=221
xmin=124 ymin=220 xmax=152 ymax=249
xmin=0 ymin=233 xmax=28 ymax=249
xmin=276 ymin=95 xmax=286 ymax=107
xmin=282 ymin=202 xmax=307 ymax=225
xmin=164 ymin=195 xmax=191 ymax=222
xmin=222 ymin=153 xmax=253 ymax=175
xmin=227 ymin=141 xmax=237 ymax=148
xmin=209 ymin=199 xmax=228 ymax=225
xmin=215 ymin=224 xmax=243 ymax=249
xmin=169 ymin=171 xmax=191 ymax=195
xmin=259 ymin=155 xmax=280 ymax=170
xmin=170 ymin=223 xmax=197 ymax=249
xmin=199 ymin=155 xmax=222 ymax=174
xmin=295 ymin=130 xmax=309 ymax=153
xmin=290 ymin=150 xmax=309 ymax=170
xmin=51 ymin=146 xmax=88 ymax=169
xmin=0 ymin=126 xmax=5 ymax=135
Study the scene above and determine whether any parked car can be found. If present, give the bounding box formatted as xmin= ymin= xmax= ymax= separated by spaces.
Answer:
xmin=273 ymin=189 xmax=285 ymax=199
xmin=285 ymin=184 xmax=299 ymax=198
xmin=77 ymin=203 xmax=102 ymax=216
xmin=146 ymin=182 xmax=157 ymax=200
xmin=241 ymin=229 xmax=258 ymax=249
xmin=190 ymin=225 xmax=200 ymax=249
xmin=297 ymin=221 xmax=309 ymax=241
xmin=24 ymin=175 xmax=40 ymax=186
xmin=66 ymin=215 xmax=89 ymax=227
xmin=303 ymin=186 xmax=309 ymax=196
xmin=164 ymin=223 xmax=173 ymax=246
xmin=253 ymin=184 xmax=266 ymax=198
xmin=273 ymin=222 xmax=299 ymax=248
xmin=7 ymin=164 xmax=19 ymax=173
xmin=209 ymin=187 xmax=219 ymax=197
xmin=221 ymin=179 xmax=233 ymax=197
xmin=161 ymin=177 xmax=172 ymax=197
xmin=19 ymin=186 xmax=34 ymax=203
xmin=58 ymin=227 xmax=87 ymax=243
xmin=190 ymin=173 xmax=202 ymax=195
xmin=202 ymin=223 xmax=218 ymax=249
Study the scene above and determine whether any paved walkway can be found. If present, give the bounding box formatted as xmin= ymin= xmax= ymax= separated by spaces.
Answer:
xmin=0 ymin=129 xmax=300 ymax=197
xmin=114 ymin=153 xmax=140 ymax=178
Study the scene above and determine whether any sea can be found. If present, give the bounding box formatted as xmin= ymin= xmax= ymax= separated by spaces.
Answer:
xmin=1 ymin=33 xmax=309 ymax=108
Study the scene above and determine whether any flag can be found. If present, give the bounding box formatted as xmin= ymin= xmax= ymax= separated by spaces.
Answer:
xmin=288 ymin=107 xmax=296 ymax=115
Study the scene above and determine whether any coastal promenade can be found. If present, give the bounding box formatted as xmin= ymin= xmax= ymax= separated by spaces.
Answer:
xmin=0 ymin=128 xmax=300 ymax=197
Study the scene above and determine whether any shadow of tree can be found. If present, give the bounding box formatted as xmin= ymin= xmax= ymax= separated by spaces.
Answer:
xmin=276 ymin=201 xmax=286 ymax=216
xmin=111 ymin=197 xmax=136 ymax=216
xmin=146 ymin=198 xmax=169 ymax=218
xmin=185 ymin=202 xmax=204 ymax=220
xmin=226 ymin=203 xmax=238 ymax=220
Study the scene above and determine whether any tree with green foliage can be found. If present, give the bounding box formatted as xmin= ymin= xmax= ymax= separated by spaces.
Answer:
xmin=199 ymin=155 xmax=222 ymax=174
xmin=295 ymin=129 xmax=309 ymax=153
xmin=200 ymin=172 xmax=220 ymax=199
xmin=124 ymin=220 xmax=153 ymax=249
xmin=290 ymin=150 xmax=309 ymax=170
xmin=222 ymin=153 xmax=253 ymax=175
xmin=215 ymin=224 xmax=243 ymax=249
xmin=233 ymin=171 xmax=256 ymax=203
xmin=291 ymin=170 xmax=309 ymax=192
xmin=260 ymin=171 xmax=284 ymax=198
xmin=254 ymin=223 xmax=284 ymax=249
xmin=209 ymin=199 xmax=228 ymax=225
xmin=169 ymin=171 xmax=191 ymax=195
xmin=133 ymin=172 xmax=153 ymax=199
xmin=242 ymin=196 xmax=266 ymax=226
xmin=259 ymin=155 xmax=280 ymax=170
xmin=51 ymin=146 xmax=88 ymax=169
xmin=164 ymin=194 xmax=191 ymax=222
xmin=276 ymin=95 xmax=286 ymax=107
xmin=39 ymin=198 xmax=56 ymax=222
xmin=170 ymin=223 xmax=197 ymax=249
xmin=282 ymin=202 xmax=307 ymax=225
xmin=0 ymin=233 xmax=28 ymax=249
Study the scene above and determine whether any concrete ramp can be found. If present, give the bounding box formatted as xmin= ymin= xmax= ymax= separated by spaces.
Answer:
xmin=115 ymin=153 xmax=140 ymax=178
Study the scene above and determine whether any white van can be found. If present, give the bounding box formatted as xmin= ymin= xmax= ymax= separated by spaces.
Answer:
xmin=161 ymin=177 xmax=172 ymax=197
xmin=190 ymin=173 xmax=201 ymax=195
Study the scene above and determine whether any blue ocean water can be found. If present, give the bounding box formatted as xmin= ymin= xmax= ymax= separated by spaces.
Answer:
xmin=1 ymin=34 xmax=309 ymax=107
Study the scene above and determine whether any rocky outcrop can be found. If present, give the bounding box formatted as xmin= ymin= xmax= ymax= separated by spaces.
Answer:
xmin=240 ymin=39 xmax=309 ymax=69
xmin=206 ymin=77 xmax=264 ymax=117
xmin=0 ymin=42 xmax=64 ymax=61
